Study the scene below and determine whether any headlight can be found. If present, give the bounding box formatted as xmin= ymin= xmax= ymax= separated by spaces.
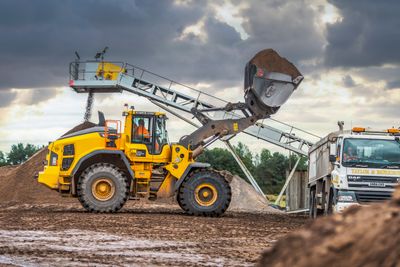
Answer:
xmin=337 ymin=191 xmax=356 ymax=202
xmin=63 ymin=144 xmax=75 ymax=156
xmin=338 ymin=195 xmax=354 ymax=202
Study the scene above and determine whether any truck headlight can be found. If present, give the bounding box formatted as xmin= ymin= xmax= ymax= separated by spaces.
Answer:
xmin=338 ymin=195 xmax=353 ymax=202
xmin=337 ymin=191 xmax=356 ymax=202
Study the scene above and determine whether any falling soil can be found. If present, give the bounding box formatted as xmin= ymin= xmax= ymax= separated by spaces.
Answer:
xmin=258 ymin=187 xmax=400 ymax=267
xmin=249 ymin=49 xmax=302 ymax=79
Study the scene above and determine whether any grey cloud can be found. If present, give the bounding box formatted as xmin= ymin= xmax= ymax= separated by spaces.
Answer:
xmin=342 ymin=75 xmax=356 ymax=87
xmin=386 ymin=80 xmax=400 ymax=90
xmin=0 ymin=0 xmax=322 ymax=94
xmin=325 ymin=0 xmax=400 ymax=67
xmin=0 ymin=90 xmax=17 ymax=108
xmin=0 ymin=0 xmax=206 ymax=89
xmin=22 ymin=88 xmax=60 ymax=105
xmin=240 ymin=0 xmax=325 ymax=67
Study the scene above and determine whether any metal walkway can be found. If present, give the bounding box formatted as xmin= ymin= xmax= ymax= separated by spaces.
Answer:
xmin=70 ymin=61 xmax=320 ymax=156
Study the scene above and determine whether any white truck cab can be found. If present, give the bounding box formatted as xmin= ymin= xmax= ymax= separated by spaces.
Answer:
xmin=308 ymin=127 xmax=400 ymax=217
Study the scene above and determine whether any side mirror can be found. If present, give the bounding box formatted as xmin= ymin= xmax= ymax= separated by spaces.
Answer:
xmin=329 ymin=155 xmax=337 ymax=163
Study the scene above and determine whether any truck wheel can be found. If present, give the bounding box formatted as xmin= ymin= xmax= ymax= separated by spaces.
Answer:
xmin=309 ymin=188 xmax=317 ymax=218
xmin=178 ymin=169 xmax=231 ymax=217
xmin=77 ymin=163 xmax=129 ymax=213
xmin=325 ymin=188 xmax=334 ymax=215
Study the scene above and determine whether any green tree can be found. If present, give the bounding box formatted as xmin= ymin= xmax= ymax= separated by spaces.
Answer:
xmin=196 ymin=142 xmax=255 ymax=178
xmin=234 ymin=142 xmax=255 ymax=173
xmin=197 ymin=147 xmax=242 ymax=175
xmin=254 ymin=151 xmax=288 ymax=194
xmin=288 ymin=153 xmax=308 ymax=171
xmin=7 ymin=143 xmax=40 ymax=165
xmin=0 ymin=151 xmax=8 ymax=167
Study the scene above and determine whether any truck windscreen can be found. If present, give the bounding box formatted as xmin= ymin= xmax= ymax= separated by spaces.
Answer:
xmin=342 ymin=138 xmax=400 ymax=168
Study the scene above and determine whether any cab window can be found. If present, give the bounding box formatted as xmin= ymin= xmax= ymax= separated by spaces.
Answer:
xmin=154 ymin=117 xmax=169 ymax=154
xmin=132 ymin=116 xmax=153 ymax=150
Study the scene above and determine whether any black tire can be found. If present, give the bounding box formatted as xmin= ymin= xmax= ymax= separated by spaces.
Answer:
xmin=309 ymin=187 xmax=324 ymax=218
xmin=77 ymin=163 xmax=129 ymax=213
xmin=309 ymin=188 xmax=317 ymax=219
xmin=325 ymin=188 xmax=334 ymax=215
xmin=178 ymin=169 xmax=231 ymax=217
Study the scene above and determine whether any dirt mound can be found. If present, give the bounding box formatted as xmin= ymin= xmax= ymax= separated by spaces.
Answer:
xmin=249 ymin=49 xmax=301 ymax=79
xmin=258 ymin=187 xmax=400 ymax=267
xmin=0 ymin=122 xmax=96 ymax=205
xmin=227 ymin=173 xmax=281 ymax=213
xmin=0 ymin=148 xmax=76 ymax=205
xmin=62 ymin=121 xmax=96 ymax=136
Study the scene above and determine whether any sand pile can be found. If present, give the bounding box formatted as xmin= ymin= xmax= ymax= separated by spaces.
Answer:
xmin=0 ymin=122 xmax=97 ymax=205
xmin=0 ymin=148 xmax=75 ymax=205
xmin=258 ymin=187 xmax=400 ymax=267
xmin=62 ymin=121 xmax=96 ymax=136
xmin=226 ymin=173 xmax=281 ymax=213
xmin=249 ymin=49 xmax=302 ymax=79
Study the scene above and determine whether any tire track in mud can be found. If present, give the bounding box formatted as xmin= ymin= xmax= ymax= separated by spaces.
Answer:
xmin=0 ymin=203 xmax=308 ymax=266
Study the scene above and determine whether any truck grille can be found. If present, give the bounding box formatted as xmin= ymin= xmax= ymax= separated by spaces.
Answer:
xmin=348 ymin=175 xmax=399 ymax=189
xmin=355 ymin=191 xmax=393 ymax=204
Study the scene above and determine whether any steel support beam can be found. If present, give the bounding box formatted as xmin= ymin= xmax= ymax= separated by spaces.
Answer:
xmin=223 ymin=140 xmax=265 ymax=198
xmin=275 ymin=156 xmax=301 ymax=205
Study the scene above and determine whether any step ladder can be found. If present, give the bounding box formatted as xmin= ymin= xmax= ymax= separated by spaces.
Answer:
xmin=69 ymin=61 xmax=321 ymax=197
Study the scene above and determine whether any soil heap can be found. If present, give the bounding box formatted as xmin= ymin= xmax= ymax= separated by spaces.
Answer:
xmin=225 ymin=172 xmax=280 ymax=213
xmin=62 ymin=121 xmax=96 ymax=136
xmin=258 ymin=187 xmax=400 ymax=267
xmin=0 ymin=121 xmax=96 ymax=205
xmin=249 ymin=49 xmax=302 ymax=79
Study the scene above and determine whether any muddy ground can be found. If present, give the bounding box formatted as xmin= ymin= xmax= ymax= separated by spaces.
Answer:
xmin=0 ymin=201 xmax=307 ymax=266
xmin=0 ymin=124 xmax=308 ymax=266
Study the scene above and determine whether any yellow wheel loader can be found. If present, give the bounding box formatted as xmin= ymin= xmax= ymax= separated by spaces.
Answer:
xmin=38 ymin=49 xmax=303 ymax=216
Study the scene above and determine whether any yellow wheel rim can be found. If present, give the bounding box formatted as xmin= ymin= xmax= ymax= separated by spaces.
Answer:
xmin=194 ymin=183 xmax=218 ymax=207
xmin=92 ymin=178 xmax=115 ymax=201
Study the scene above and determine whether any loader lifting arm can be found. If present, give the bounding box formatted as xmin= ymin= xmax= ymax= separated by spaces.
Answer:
xmin=179 ymin=50 xmax=304 ymax=155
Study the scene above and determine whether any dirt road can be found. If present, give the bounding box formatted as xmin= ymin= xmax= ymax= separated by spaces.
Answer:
xmin=0 ymin=201 xmax=307 ymax=266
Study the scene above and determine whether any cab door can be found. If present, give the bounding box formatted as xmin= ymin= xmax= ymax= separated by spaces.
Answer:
xmin=152 ymin=115 xmax=171 ymax=163
xmin=126 ymin=114 xmax=155 ymax=162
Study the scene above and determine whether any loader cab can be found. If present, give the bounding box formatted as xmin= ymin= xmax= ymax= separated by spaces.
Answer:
xmin=128 ymin=111 xmax=169 ymax=155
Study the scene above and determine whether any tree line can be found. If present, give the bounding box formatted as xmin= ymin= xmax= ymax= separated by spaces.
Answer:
xmin=0 ymin=143 xmax=42 ymax=166
xmin=197 ymin=142 xmax=308 ymax=194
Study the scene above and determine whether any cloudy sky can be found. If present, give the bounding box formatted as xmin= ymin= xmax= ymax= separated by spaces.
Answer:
xmin=0 ymin=0 xmax=399 ymax=154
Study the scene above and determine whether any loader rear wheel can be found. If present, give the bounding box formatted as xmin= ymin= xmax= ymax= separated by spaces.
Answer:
xmin=178 ymin=169 xmax=231 ymax=217
xmin=77 ymin=163 xmax=129 ymax=213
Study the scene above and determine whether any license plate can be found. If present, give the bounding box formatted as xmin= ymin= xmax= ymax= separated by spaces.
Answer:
xmin=369 ymin=182 xmax=385 ymax=187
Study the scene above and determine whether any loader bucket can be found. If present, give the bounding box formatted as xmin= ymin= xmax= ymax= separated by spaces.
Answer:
xmin=244 ymin=49 xmax=303 ymax=117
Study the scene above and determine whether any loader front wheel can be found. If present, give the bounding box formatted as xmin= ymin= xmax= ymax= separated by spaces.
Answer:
xmin=77 ymin=163 xmax=129 ymax=213
xmin=178 ymin=169 xmax=231 ymax=217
